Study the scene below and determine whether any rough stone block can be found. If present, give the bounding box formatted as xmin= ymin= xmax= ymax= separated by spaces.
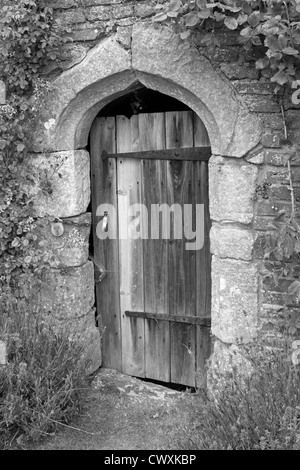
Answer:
xmin=112 ymin=4 xmax=134 ymax=18
xmin=256 ymin=200 xmax=292 ymax=216
xmin=210 ymin=225 xmax=254 ymax=260
xmin=69 ymin=24 xmax=106 ymax=42
xmin=246 ymin=151 xmax=264 ymax=165
xmin=265 ymin=148 xmax=300 ymax=167
xmin=132 ymin=23 xmax=261 ymax=158
xmin=241 ymin=94 xmax=280 ymax=113
xmin=261 ymin=130 xmax=282 ymax=148
xmin=135 ymin=3 xmax=155 ymax=17
xmin=232 ymin=81 xmax=274 ymax=95
xmin=56 ymin=9 xmax=86 ymax=24
xmin=0 ymin=341 xmax=6 ymax=365
xmin=116 ymin=26 xmax=132 ymax=49
xmin=27 ymin=150 xmax=90 ymax=218
xmin=211 ymin=256 xmax=258 ymax=343
xmin=37 ymin=213 xmax=91 ymax=267
xmin=85 ymin=6 xmax=113 ymax=21
xmin=209 ymin=156 xmax=258 ymax=224
xmin=0 ymin=80 xmax=6 ymax=104
xmin=39 ymin=261 xmax=95 ymax=319
xmin=49 ymin=0 xmax=77 ymax=8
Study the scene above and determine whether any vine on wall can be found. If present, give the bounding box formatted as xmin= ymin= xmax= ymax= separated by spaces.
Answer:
xmin=154 ymin=0 xmax=300 ymax=91
xmin=0 ymin=0 xmax=69 ymax=294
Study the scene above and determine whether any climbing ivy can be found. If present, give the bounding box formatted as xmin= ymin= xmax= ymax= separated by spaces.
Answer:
xmin=0 ymin=0 xmax=69 ymax=292
xmin=154 ymin=0 xmax=300 ymax=92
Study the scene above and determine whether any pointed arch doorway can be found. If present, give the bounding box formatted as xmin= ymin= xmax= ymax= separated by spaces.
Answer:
xmin=90 ymin=88 xmax=211 ymax=388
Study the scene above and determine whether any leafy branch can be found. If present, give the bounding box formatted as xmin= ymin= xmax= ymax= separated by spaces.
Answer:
xmin=154 ymin=0 xmax=300 ymax=92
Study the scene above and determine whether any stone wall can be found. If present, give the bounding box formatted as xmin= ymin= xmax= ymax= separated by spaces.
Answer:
xmin=14 ymin=0 xmax=300 ymax=379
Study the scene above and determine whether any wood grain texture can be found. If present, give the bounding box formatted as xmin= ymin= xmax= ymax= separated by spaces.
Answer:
xmin=166 ymin=111 xmax=196 ymax=387
xmin=117 ymin=116 xmax=145 ymax=377
xmin=102 ymin=147 xmax=211 ymax=162
xmin=135 ymin=113 xmax=170 ymax=382
xmin=195 ymin=147 xmax=211 ymax=388
xmin=90 ymin=117 xmax=121 ymax=370
xmin=143 ymin=159 xmax=170 ymax=382
xmin=194 ymin=114 xmax=210 ymax=147
xmin=195 ymin=162 xmax=211 ymax=319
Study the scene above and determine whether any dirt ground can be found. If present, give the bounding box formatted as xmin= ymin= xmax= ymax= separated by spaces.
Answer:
xmin=18 ymin=368 xmax=200 ymax=450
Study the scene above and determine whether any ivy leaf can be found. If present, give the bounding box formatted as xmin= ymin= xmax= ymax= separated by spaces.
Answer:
xmin=168 ymin=0 xmax=181 ymax=11
xmin=265 ymin=36 xmax=279 ymax=51
xmin=270 ymin=70 xmax=289 ymax=85
xmin=180 ymin=30 xmax=191 ymax=40
xmin=167 ymin=11 xmax=179 ymax=17
xmin=282 ymin=47 xmax=299 ymax=56
xmin=237 ymin=13 xmax=248 ymax=25
xmin=185 ymin=12 xmax=200 ymax=27
xmin=278 ymin=35 xmax=288 ymax=50
xmin=251 ymin=36 xmax=262 ymax=46
xmin=242 ymin=0 xmax=252 ymax=16
xmin=224 ymin=16 xmax=238 ymax=30
xmin=240 ymin=26 xmax=252 ymax=37
xmin=198 ymin=9 xmax=211 ymax=19
xmin=214 ymin=12 xmax=225 ymax=22
xmin=153 ymin=12 xmax=168 ymax=22
xmin=11 ymin=238 xmax=20 ymax=247
xmin=17 ymin=143 xmax=25 ymax=152
xmin=247 ymin=11 xmax=261 ymax=28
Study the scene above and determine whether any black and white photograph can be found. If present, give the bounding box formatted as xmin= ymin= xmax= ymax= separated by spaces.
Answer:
xmin=0 ymin=0 xmax=300 ymax=455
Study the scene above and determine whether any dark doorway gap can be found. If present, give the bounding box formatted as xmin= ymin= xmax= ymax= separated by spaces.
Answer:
xmin=98 ymin=87 xmax=189 ymax=120
xmin=136 ymin=376 xmax=197 ymax=393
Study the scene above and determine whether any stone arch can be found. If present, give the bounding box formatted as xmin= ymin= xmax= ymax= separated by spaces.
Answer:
xmin=33 ymin=24 xmax=261 ymax=157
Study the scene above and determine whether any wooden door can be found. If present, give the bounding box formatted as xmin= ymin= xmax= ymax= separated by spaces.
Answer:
xmin=91 ymin=111 xmax=211 ymax=387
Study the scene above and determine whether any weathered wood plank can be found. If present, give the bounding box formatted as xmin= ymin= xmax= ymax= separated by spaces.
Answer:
xmin=117 ymin=115 xmax=145 ymax=377
xmin=125 ymin=311 xmax=211 ymax=326
xmin=143 ymin=160 xmax=170 ymax=382
xmin=165 ymin=110 xmax=194 ymax=148
xmin=194 ymin=114 xmax=210 ymax=147
xmin=102 ymin=147 xmax=211 ymax=162
xmin=194 ymin=113 xmax=211 ymax=387
xmin=90 ymin=117 xmax=121 ymax=370
xmin=166 ymin=111 xmax=196 ymax=387
xmin=195 ymin=161 xmax=211 ymax=319
xmin=130 ymin=113 xmax=170 ymax=382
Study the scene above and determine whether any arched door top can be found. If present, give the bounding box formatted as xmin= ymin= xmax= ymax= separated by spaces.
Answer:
xmin=33 ymin=23 xmax=261 ymax=158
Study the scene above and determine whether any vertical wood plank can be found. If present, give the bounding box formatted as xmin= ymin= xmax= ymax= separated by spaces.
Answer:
xmin=166 ymin=111 xmax=196 ymax=387
xmin=195 ymin=161 xmax=211 ymax=318
xmin=139 ymin=113 xmax=170 ymax=382
xmin=90 ymin=117 xmax=121 ymax=370
xmin=194 ymin=114 xmax=210 ymax=147
xmin=165 ymin=111 xmax=194 ymax=148
xmin=116 ymin=115 xmax=145 ymax=377
xmin=195 ymin=160 xmax=211 ymax=387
